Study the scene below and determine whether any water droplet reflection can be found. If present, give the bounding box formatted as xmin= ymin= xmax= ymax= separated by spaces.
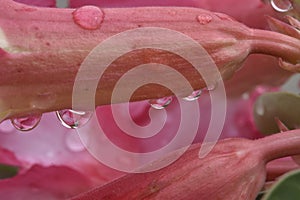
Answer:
xmin=72 ymin=6 xmax=104 ymax=30
xmin=149 ymin=96 xmax=173 ymax=110
xmin=270 ymin=0 xmax=293 ymax=12
xmin=56 ymin=109 xmax=92 ymax=129
xmin=11 ymin=113 xmax=42 ymax=132
xmin=183 ymin=90 xmax=202 ymax=101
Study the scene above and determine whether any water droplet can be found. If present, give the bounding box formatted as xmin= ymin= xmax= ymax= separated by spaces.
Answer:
xmin=270 ymin=0 xmax=293 ymax=12
xmin=197 ymin=14 xmax=213 ymax=25
xmin=183 ymin=90 xmax=202 ymax=101
xmin=11 ymin=113 xmax=42 ymax=132
xmin=72 ymin=6 xmax=104 ymax=30
xmin=206 ymin=81 xmax=218 ymax=91
xmin=56 ymin=109 xmax=92 ymax=129
xmin=65 ymin=133 xmax=85 ymax=152
xmin=149 ymin=96 xmax=173 ymax=110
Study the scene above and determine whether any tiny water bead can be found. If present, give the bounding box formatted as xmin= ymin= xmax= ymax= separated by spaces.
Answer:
xmin=149 ymin=96 xmax=173 ymax=110
xmin=197 ymin=14 xmax=213 ymax=25
xmin=270 ymin=0 xmax=293 ymax=12
xmin=11 ymin=113 xmax=42 ymax=132
xmin=183 ymin=90 xmax=202 ymax=101
xmin=72 ymin=6 xmax=104 ymax=30
xmin=206 ymin=81 xmax=218 ymax=91
xmin=56 ymin=109 xmax=92 ymax=129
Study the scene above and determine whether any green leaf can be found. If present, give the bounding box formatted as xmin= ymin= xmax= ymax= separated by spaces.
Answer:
xmin=262 ymin=169 xmax=300 ymax=200
xmin=0 ymin=163 xmax=19 ymax=179
xmin=253 ymin=92 xmax=300 ymax=135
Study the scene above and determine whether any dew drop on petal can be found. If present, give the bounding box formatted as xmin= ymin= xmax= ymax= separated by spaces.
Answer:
xmin=270 ymin=0 xmax=293 ymax=12
xmin=72 ymin=6 xmax=104 ymax=30
xmin=197 ymin=14 xmax=213 ymax=25
xmin=11 ymin=113 xmax=42 ymax=132
xmin=206 ymin=81 xmax=218 ymax=91
xmin=56 ymin=109 xmax=92 ymax=129
xmin=65 ymin=133 xmax=85 ymax=152
xmin=149 ymin=96 xmax=173 ymax=110
xmin=183 ymin=90 xmax=202 ymax=101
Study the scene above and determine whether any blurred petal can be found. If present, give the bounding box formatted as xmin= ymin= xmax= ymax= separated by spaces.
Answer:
xmin=0 ymin=147 xmax=22 ymax=167
xmin=0 ymin=165 xmax=92 ymax=200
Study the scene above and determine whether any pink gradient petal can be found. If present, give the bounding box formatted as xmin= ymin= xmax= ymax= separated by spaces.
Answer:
xmin=0 ymin=147 xmax=22 ymax=167
xmin=0 ymin=0 xmax=294 ymax=199
xmin=0 ymin=113 xmax=124 ymax=185
xmin=0 ymin=165 xmax=92 ymax=200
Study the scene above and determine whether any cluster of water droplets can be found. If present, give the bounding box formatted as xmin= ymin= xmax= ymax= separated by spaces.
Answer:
xmin=1 ymin=81 xmax=219 ymax=132
xmin=149 ymin=82 xmax=218 ymax=110
xmin=0 ymin=109 xmax=93 ymax=133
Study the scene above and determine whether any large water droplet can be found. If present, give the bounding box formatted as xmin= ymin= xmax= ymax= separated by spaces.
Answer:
xmin=56 ymin=109 xmax=92 ymax=129
xmin=72 ymin=6 xmax=104 ymax=30
xmin=65 ymin=133 xmax=85 ymax=152
xmin=11 ymin=113 xmax=42 ymax=132
xmin=183 ymin=90 xmax=202 ymax=101
xmin=149 ymin=96 xmax=173 ymax=110
xmin=270 ymin=0 xmax=293 ymax=12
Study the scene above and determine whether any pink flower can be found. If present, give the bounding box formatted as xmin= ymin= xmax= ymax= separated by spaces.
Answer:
xmin=0 ymin=0 xmax=299 ymax=199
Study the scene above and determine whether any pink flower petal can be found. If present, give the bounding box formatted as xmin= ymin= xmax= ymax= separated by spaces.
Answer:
xmin=0 ymin=147 xmax=22 ymax=167
xmin=0 ymin=165 xmax=92 ymax=199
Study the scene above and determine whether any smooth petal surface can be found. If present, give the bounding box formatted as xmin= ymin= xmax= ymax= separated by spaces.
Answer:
xmin=14 ymin=0 xmax=56 ymax=7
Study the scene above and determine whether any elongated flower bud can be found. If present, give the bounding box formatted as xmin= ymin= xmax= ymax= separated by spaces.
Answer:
xmin=0 ymin=0 xmax=299 ymax=120
xmin=71 ymin=130 xmax=300 ymax=200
